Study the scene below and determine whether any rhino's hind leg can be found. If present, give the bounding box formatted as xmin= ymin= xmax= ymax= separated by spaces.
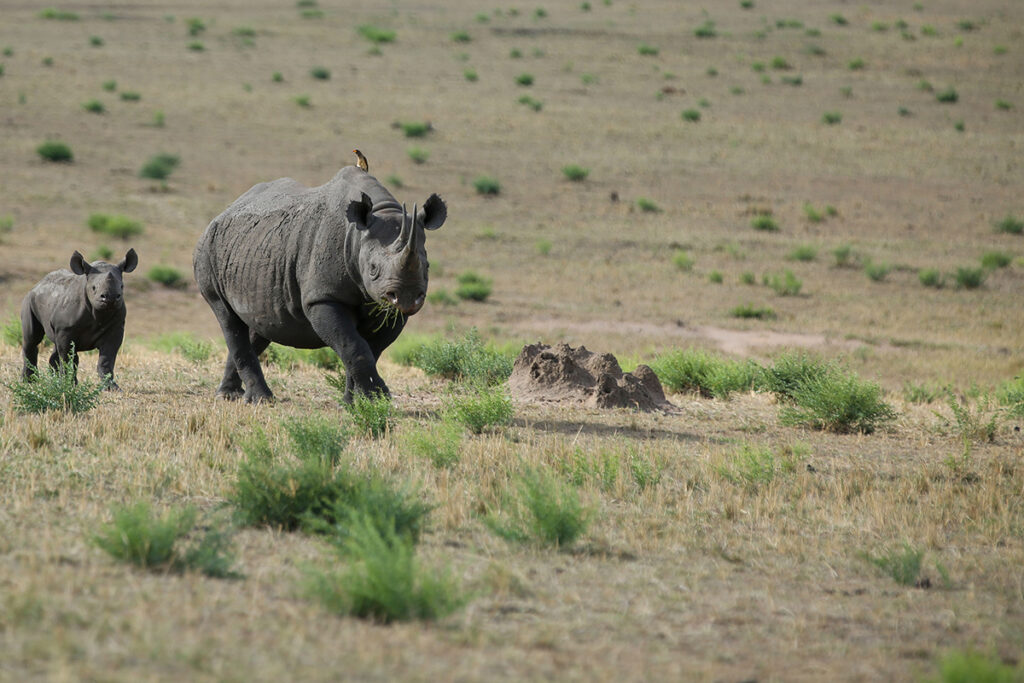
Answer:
xmin=20 ymin=303 xmax=44 ymax=380
xmin=207 ymin=299 xmax=273 ymax=403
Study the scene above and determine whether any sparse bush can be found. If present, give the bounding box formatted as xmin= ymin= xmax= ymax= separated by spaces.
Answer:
xmin=708 ymin=270 xmax=723 ymax=284
xmin=764 ymin=269 xmax=802 ymax=296
xmin=997 ymin=376 xmax=1024 ymax=417
xmin=954 ymin=266 xmax=986 ymax=289
xmin=293 ymin=94 xmax=311 ymax=107
xmin=410 ymin=330 xmax=514 ymax=385
xmin=486 ymin=467 xmax=591 ymax=547
xmin=303 ymin=515 xmax=465 ymax=622
xmin=87 ymin=213 xmax=143 ymax=239
xmin=442 ymin=384 xmax=514 ymax=434
xmin=139 ymin=153 xmax=180 ymax=180
xmin=187 ymin=41 xmax=205 ymax=52
xmin=779 ymin=367 xmax=896 ymax=434
xmin=309 ymin=66 xmax=330 ymax=80
xmin=407 ymin=147 xmax=429 ymax=164
xmin=342 ymin=392 xmax=394 ymax=438
xmin=832 ymin=244 xmax=855 ymax=267
xmin=93 ymin=502 xmax=238 ymax=578
xmin=803 ymin=203 xmax=823 ymax=222
xmin=402 ymin=421 xmax=462 ymax=469
xmin=717 ymin=443 xmax=799 ymax=490
xmin=90 ymin=35 xmax=104 ymax=47
xmin=918 ymin=268 xmax=944 ymax=288
xmin=649 ymin=348 xmax=763 ymax=399
xmin=536 ymin=239 xmax=552 ymax=256
xmin=671 ymin=250 xmax=694 ymax=271
xmin=864 ymin=261 xmax=891 ymax=282
xmin=761 ymin=352 xmax=833 ymax=402
xmin=751 ymin=213 xmax=779 ymax=231
xmin=789 ymin=244 xmax=816 ymax=261
xmin=995 ymin=99 xmax=1013 ymax=111
xmin=472 ymin=176 xmax=500 ymax=197
xmin=770 ymin=56 xmax=791 ymax=70
xmin=120 ymin=91 xmax=141 ymax=101
xmin=938 ymin=391 xmax=999 ymax=444
xmin=694 ymin=21 xmax=717 ymax=38
xmin=980 ymin=250 xmax=1012 ymax=270
xmin=935 ymin=87 xmax=959 ymax=103
xmin=518 ymin=95 xmax=543 ymax=111
xmin=863 ymin=543 xmax=924 ymax=586
xmin=822 ymin=111 xmax=843 ymax=125
xmin=39 ymin=8 xmax=79 ymax=20
xmin=830 ymin=14 xmax=848 ymax=26
xmin=731 ymin=303 xmax=775 ymax=319
xmin=451 ymin=30 xmax=471 ymax=43
xmin=37 ymin=140 xmax=73 ymax=162
xmin=562 ymin=164 xmax=589 ymax=181
xmin=82 ymin=99 xmax=105 ymax=114
xmin=9 ymin=347 xmax=105 ymax=414
xmin=453 ymin=271 xmax=492 ymax=302
xmin=185 ymin=17 xmax=205 ymax=35
xmin=994 ymin=215 xmax=1023 ymax=235
xmin=930 ymin=650 xmax=1024 ymax=683
xmin=515 ymin=73 xmax=534 ymax=86
xmin=147 ymin=264 xmax=185 ymax=288
xmin=636 ymin=197 xmax=661 ymax=213
xmin=682 ymin=108 xmax=701 ymax=122
xmin=637 ymin=43 xmax=659 ymax=56
xmin=0 ymin=214 xmax=12 ymax=235
xmin=739 ymin=271 xmax=756 ymax=285
xmin=463 ymin=68 xmax=478 ymax=82
xmin=272 ymin=71 xmax=284 ymax=82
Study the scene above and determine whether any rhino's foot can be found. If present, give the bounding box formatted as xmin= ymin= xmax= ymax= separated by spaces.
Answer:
xmin=244 ymin=389 xmax=275 ymax=405
xmin=216 ymin=387 xmax=245 ymax=401
xmin=102 ymin=382 xmax=121 ymax=392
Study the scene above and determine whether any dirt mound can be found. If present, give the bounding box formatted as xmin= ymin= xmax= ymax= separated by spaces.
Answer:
xmin=508 ymin=343 xmax=673 ymax=412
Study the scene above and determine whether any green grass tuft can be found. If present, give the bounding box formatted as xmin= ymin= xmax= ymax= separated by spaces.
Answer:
xmin=863 ymin=542 xmax=924 ymax=586
xmin=778 ymin=366 xmax=896 ymax=434
xmin=487 ymin=467 xmax=591 ymax=548
xmin=455 ymin=270 xmax=493 ymax=301
xmin=442 ymin=384 xmax=514 ymax=434
xmin=407 ymin=329 xmax=513 ymax=384
xmin=87 ymin=213 xmax=143 ymax=239
xmin=139 ymin=153 xmax=180 ymax=180
xmin=562 ymin=164 xmax=589 ymax=181
xmin=9 ymin=348 xmax=105 ymax=413
xmin=649 ymin=348 xmax=763 ymax=399
xmin=342 ymin=393 xmax=394 ymax=439
xmin=37 ymin=140 xmax=73 ymax=162
xmin=357 ymin=24 xmax=396 ymax=44
xmin=918 ymin=268 xmax=944 ymax=288
xmin=147 ymin=264 xmax=184 ymax=288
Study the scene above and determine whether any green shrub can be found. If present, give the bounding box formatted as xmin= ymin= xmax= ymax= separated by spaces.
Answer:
xmin=509 ymin=48 xmax=523 ymax=59
xmin=486 ymin=467 xmax=591 ymax=548
xmin=637 ymin=43 xmax=659 ymax=56
xmin=918 ymin=268 xmax=944 ymax=288
xmin=139 ymin=153 xmax=180 ymax=180
xmin=822 ymin=111 xmax=843 ymax=125
xmin=426 ymin=288 xmax=457 ymax=306
xmin=147 ymin=265 xmax=184 ymax=288
xmin=863 ymin=542 xmax=924 ymax=586
xmin=151 ymin=110 xmax=165 ymax=127
xmin=636 ymin=197 xmax=661 ymax=213
xmin=994 ymin=215 xmax=1023 ymax=235
xmin=778 ymin=367 xmax=896 ymax=433
xmin=671 ymin=250 xmax=694 ymax=271
xmin=803 ymin=203 xmax=823 ymax=222
xmin=451 ymin=30 xmax=471 ymax=43
xmin=717 ymin=443 xmax=798 ymax=490
xmin=233 ymin=26 xmax=256 ymax=38
xmin=954 ymin=266 xmax=986 ymax=289
xmin=472 ymin=175 xmax=501 ymax=196
xmin=463 ymin=68 xmax=478 ymax=82
xmin=87 ymin=213 xmax=144 ymax=239
xmin=9 ymin=348 xmax=105 ymax=413
xmin=39 ymin=8 xmax=79 ymax=20
xmin=649 ymin=348 xmax=763 ymax=399
xmin=770 ymin=56 xmax=791 ymax=70
xmin=93 ymin=502 xmax=238 ymax=578
xmin=272 ymin=71 xmax=284 ymax=82
xmin=442 ymin=384 xmax=514 ymax=434
xmin=309 ymin=66 xmax=330 ymax=80
xmin=293 ymin=94 xmax=311 ymax=108
xmin=832 ymin=244 xmax=855 ymax=267
xmin=936 ymin=87 xmax=959 ymax=103
xmin=731 ymin=303 xmax=775 ymax=319
xmin=185 ymin=17 xmax=205 ymax=35
xmin=739 ymin=0 xmax=754 ymax=8
xmin=930 ymin=650 xmax=1024 ymax=683
xmin=997 ymin=376 xmax=1024 ymax=417
xmin=411 ymin=330 xmax=513 ymax=384
xmin=90 ymin=35 xmax=104 ymax=47
xmin=764 ymin=269 xmax=802 ymax=296
xmin=82 ymin=99 xmax=105 ymax=114
xmin=187 ymin=41 xmax=205 ymax=52
xmin=748 ymin=213 xmax=778 ymax=232
xmin=694 ymin=21 xmax=717 ymax=38
xmin=2 ymin=315 xmax=21 ymax=346
xmin=864 ymin=261 xmax=891 ymax=282
xmin=455 ymin=270 xmax=493 ymax=301
xmin=980 ymin=250 xmax=1012 ymax=269
xmin=517 ymin=95 xmax=543 ymax=111
xmin=401 ymin=421 xmax=462 ymax=469
xmin=342 ymin=392 xmax=394 ymax=438
xmin=953 ymin=119 xmax=965 ymax=132
xmin=407 ymin=146 xmax=429 ymax=164
xmin=681 ymin=108 xmax=701 ymax=122
xmin=303 ymin=515 xmax=465 ymax=622
xmin=260 ymin=343 xmax=338 ymax=370
xmin=37 ymin=140 xmax=73 ymax=162
xmin=515 ymin=73 xmax=534 ymax=87
xmin=760 ymin=352 xmax=833 ymax=401
xmin=788 ymin=244 xmax=817 ymax=261
xmin=301 ymin=9 xmax=324 ymax=19
xmin=739 ymin=271 xmax=756 ymax=285
xmin=562 ymin=164 xmax=589 ymax=182
xmin=708 ymin=270 xmax=723 ymax=284
xmin=995 ymin=99 xmax=1013 ymax=111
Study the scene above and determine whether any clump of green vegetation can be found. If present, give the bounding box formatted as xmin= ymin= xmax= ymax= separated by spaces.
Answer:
xmin=636 ymin=197 xmax=661 ymax=213
xmin=139 ymin=153 xmax=180 ymax=180
xmin=261 ymin=343 xmax=339 ymax=371
xmin=730 ymin=303 xmax=775 ymax=319
xmin=760 ymin=352 xmax=833 ymax=402
xmin=81 ymin=99 xmax=105 ymax=114
xmin=536 ymin=239 xmax=552 ymax=256
xmin=935 ymin=87 xmax=959 ymax=103
xmin=954 ymin=266 xmax=986 ymax=289
xmin=930 ymin=651 xmax=1024 ymax=683
xmin=1 ymin=316 xmax=19 ymax=347
xmin=980 ymin=250 xmax=1012 ymax=270
xmin=37 ymin=140 xmax=73 ymax=163
xmin=777 ymin=363 xmax=896 ymax=434
xmin=995 ymin=99 xmax=1013 ymax=111
xmin=694 ymin=21 xmax=717 ymax=38
xmin=803 ymin=203 xmax=824 ymax=222
xmin=562 ymin=164 xmax=589 ymax=181
xmin=739 ymin=271 xmax=756 ymax=285
xmin=455 ymin=270 xmax=494 ymax=302
xmin=272 ymin=71 xmax=284 ymax=82
xmin=309 ymin=66 xmax=330 ymax=80
xmin=93 ymin=502 xmax=238 ymax=578
xmin=357 ymin=24 xmax=395 ymax=44
xmin=442 ymin=384 xmax=514 ymax=434
xmin=997 ymin=375 xmax=1024 ymax=417
xmin=342 ymin=393 xmax=394 ymax=439
xmin=671 ymin=250 xmax=694 ymax=271
xmin=9 ymin=348 xmax=105 ymax=414
xmin=515 ymin=73 xmax=534 ymax=86
xmin=581 ymin=72 xmax=598 ymax=84
xmin=822 ymin=111 xmax=843 ymax=125
xmin=953 ymin=119 xmax=965 ymax=132
xmin=409 ymin=329 xmax=513 ymax=384
xmin=751 ymin=213 xmax=779 ymax=231
xmin=150 ymin=110 xmax=165 ymax=127
xmin=407 ymin=147 xmax=429 ymax=164
xmin=427 ymin=289 xmax=457 ymax=306
xmin=830 ymin=14 xmax=848 ymax=26
xmin=303 ymin=514 xmax=465 ymax=622
xmin=39 ymin=8 xmax=79 ymax=20
xmin=863 ymin=542 xmax=924 ymax=586
xmin=994 ymin=215 xmax=1023 ymax=235
xmin=147 ymin=265 xmax=185 ymax=288
xmin=87 ymin=213 xmax=143 ymax=239
xmin=780 ymin=75 xmax=803 ymax=86
xmin=649 ymin=348 xmax=763 ymax=399
xmin=293 ymin=94 xmax=312 ymax=108
xmin=708 ymin=270 xmax=723 ymax=284
xmin=472 ymin=175 xmax=501 ymax=196
xmin=518 ymin=95 xmax=543 ymax=111
xmin=864 ymin=261 xmax=891 ymax=282
xmin=770 ymin=56 xmax=791 ymax=70
xmin=637 ymin=43 xmax=659 ymax=56
xmin=764 ymin=269 xmax=802 ymax=296
xmin=90 ymin=36 xmax=104 ymax=47
xmin=451 ymin=30 xmax=471 ymax=43
xmin=938 ymin=391 xmax=999 ymax=444
xmin=486 ymin=467 xmax=591 ymax=548
xmin=187 ymin=41 xmax=205 ymax=52
xmin=185 ymin=17 xmax=205 ymax=35
xmin=918 ymin=268 xmax=944 ymax=288
xmin=120 ymin=91 xmax=141 ymax=101
xmin=716 ymin=443 xmax=800 ymax=490
xmin=463 ymin=68 xmax=478 ymax=82
xmin=847 ymin=57 xmax=865 ymax=70
xmin=740 ymin=0 xmax=754 ymax=8
xmin=681 ymin=108 xmax=701 ymax=122
xmin=788 ymin=244 xmax=816 ymax=261
xmin=151 ymin=332 xmax=213 ymax=363
xmin=401 ymin=421 xmax=462 ymax=469
xmin=832 ymin=244 xmax=855 ymax=267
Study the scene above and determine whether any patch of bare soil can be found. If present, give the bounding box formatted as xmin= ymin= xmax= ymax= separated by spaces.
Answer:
xmin=508 ymin=342 xmax=673 ymax=412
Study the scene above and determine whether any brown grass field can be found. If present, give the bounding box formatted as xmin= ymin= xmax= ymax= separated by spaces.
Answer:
xmin=1 ymin=1 xmax=1023 ymax=680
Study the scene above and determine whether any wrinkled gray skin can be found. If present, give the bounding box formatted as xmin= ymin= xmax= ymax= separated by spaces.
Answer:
xmin=21 ymin=249 xmax=139 ymax=389
xmin=193 ymin=166 xmax=447 ymax=403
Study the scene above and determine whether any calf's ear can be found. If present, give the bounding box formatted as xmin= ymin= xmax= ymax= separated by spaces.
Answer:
xmin=69 ymin=251 xmax=92 ymax=275
xmin=346 ymin=192 xmax=373 ymax=230
xmin=119 ymin=248 xmax=138 ymax=273
xmin=421 ymin=194 xmax=447 ymax=230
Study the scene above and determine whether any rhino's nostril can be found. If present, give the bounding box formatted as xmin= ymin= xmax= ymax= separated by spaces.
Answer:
xmin=385 ymin=291 xmax=399 ymax=305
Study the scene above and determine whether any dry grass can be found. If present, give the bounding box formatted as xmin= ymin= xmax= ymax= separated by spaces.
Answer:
xmin=2 ymin=0 xmax=1024 ymax=679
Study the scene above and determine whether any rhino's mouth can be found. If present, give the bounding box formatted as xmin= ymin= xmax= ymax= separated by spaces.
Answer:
xmin=366 ymin=299 xmax=406 ymax=332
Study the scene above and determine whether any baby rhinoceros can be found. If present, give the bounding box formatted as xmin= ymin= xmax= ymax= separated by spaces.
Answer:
xmin=21 ymin=249 xmax=138 ymax=389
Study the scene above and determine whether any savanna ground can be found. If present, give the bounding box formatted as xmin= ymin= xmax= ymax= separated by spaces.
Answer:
xmin=1 ymin=0 xmax=1022 ymax=680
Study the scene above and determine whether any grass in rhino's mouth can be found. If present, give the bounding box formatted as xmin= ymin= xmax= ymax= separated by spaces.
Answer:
xmin=366 ymin=300 xmax=405 ymax=332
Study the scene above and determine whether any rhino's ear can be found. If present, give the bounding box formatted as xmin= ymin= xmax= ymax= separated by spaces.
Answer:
xmin=421 ymin=194 xmax=447 ymax=231
xmin=346 ymin=192 xmax=374 ymax=230
xmin=119 ymin=248 xmax=138 ymax=274
xmin=69 ymin=251 xmax=92 ymax=276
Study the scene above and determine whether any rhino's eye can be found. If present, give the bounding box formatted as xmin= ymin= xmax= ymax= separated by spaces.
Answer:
xmin=368 ymin=262 xmax=381 ymax=280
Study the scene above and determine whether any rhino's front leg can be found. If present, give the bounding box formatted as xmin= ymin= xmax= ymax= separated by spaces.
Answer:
xmin=307 ymin=301 xmax=389 ymax=402
xmin=96 ymin=333 xmax=124 ymax=391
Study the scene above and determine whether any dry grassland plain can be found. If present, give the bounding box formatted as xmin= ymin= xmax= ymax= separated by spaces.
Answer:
xmin=0 ymin=1 xmax=1022 ymax=681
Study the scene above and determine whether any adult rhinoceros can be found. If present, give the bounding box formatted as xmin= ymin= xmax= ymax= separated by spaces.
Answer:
xmin=193 ymin=165 xmax=446 ymax=403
